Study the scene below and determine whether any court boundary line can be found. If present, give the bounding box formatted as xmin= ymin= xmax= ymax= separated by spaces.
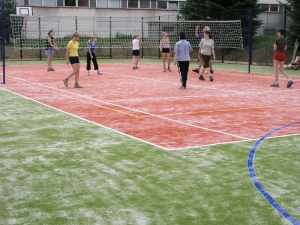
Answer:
xmin=5 ymin=75 xmax=251 ymax=141
xmin=248 ymin=121 xmax=300 ymax=225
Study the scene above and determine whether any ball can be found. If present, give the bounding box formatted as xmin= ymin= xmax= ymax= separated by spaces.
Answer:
xmin=284 ymin=64 xmax=288 ymax=69
xmin=288 ymin=64 xmax=293 ymax=69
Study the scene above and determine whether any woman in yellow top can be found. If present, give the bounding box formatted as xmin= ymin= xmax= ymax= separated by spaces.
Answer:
xmin=63 ymin=32 xmax=82 ymax=88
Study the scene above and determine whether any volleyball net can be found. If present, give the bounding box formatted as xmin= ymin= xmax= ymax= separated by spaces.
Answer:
xmin=10 ymin=15 xmax=243 ymax=50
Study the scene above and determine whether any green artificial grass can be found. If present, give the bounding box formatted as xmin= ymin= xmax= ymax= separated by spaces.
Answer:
xmin=1 ymin=88 xmax=299 ymax=225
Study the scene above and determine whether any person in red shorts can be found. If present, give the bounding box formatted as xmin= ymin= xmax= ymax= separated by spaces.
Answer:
xmin=271 ymin=28 xmax=293 ymax=88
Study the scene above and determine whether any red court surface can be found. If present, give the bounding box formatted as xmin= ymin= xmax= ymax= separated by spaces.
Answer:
xmin=1 ymin=63 xmax=300 ymax=150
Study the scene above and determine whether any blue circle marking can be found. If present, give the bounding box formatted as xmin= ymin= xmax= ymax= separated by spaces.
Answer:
xmin=248 ymin=121 xmax=300 ymax=225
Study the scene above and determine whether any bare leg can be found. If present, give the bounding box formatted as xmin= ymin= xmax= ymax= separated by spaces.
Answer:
xmin=47 ymin=55 xmax=52 ymax=68
xmin=135 ymin=56 xmax=140 ymax=67
xmin=279 ymin=61 xmax=290 ymax=80
xmin=162 ymin=53 xmax=166 ymax=69
xmin=167 ymin=53 xmax=171 ymax=68
xmin=273 ymin=59 xmax=279 ymax=82
xmin=74 ymin=63 xmax=80 ymax=83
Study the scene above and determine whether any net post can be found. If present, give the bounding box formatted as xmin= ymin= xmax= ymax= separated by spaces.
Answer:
xmin=39 ymin=16 xmax=42 ymax=60
xmin=1 ymin=0 xmax=5 ymax=84
xmin=142 ymin=17 xmax=144 ymax=58
xmin=158 ymin=16 xmax=160 ymax=59
xmin=109 ymin=16 xmax=112 ymax=59
xmin=248 ymin=7 xmax=252 ymax=74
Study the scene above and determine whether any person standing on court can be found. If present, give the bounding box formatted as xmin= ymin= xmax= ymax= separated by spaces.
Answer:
xmin=173 ymin=31 xmax=193 ymax=89
xmin=199 ymin=30 xmax=216 ymax=82
xmin=271 ymin=28 xmax=293 ymax=88
xmin=63 ymin=32 xmax=82 ymax=88
xmin=132 ymin=34 xmax=143 ymax=69
xmin=192 ymin=26 xmax=214 ymax=74
xmin=46 ymin=29 xmax=60 ymax=72
xmin=86 ymin=36 xmax=102 ymax=76
xmin=159 ymin=32 xmax=172 ymax=72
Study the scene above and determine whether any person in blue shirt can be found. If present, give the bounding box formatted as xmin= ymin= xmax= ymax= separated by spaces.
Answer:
xmin=86 ymin=36 xmax=102 ymax=76
xmin=173 ymin=31 xmax=193 ymax=89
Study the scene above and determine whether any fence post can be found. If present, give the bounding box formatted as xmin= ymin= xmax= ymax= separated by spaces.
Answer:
xmin=142 ymin=17 xmax=144 ymax=58
xmin=158 ymin=16 xmax=160 ymax=59
xmin=1 ymin=0 xmax=5 ymax=84
xmin=248 ymin=7 xmax=252 ymax=73
xmin=110 ymin=16 xmax=112 ymax=59
xmin=39 ymin=16 xmax=42 ymax=60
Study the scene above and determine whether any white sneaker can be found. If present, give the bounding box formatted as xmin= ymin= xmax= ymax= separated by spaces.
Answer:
xmin=97 ymin=70 xmax=103 ymax=75
xmin=87 ymin=71 xmax=90 ymax=76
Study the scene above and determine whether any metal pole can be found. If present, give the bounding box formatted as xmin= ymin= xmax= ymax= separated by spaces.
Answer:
xmin=158 ymin=16 xmax=160 ymax=59
xmin=248 ymin=7 xmax=252 ymax=73
xmin=1 ymin=0 xmax=5 ymax=84
xmin=39 ymin=16 xmax=42 ymax=60
xmin=142 ymin=17 xmax=144 ymax=58
xmin=109 ymin=16 xmax=112 ymax=59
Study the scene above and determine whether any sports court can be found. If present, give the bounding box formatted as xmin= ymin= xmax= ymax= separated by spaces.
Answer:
xmin=2 ymin=62 xmax=300 ymax=149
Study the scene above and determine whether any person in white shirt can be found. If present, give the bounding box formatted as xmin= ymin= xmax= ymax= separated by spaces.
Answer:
xmin=132 ymin=34 xmax=143 ymax=69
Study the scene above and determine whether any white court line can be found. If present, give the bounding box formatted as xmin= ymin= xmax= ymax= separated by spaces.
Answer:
xmin=0 ymin=87 xmax=168 ymax=150
xmin=5 ymin=75 xmax=251 ymax=141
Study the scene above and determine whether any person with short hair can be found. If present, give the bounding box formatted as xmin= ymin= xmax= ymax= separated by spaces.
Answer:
xmin=292 ymin=56 xmax=300 ymax=70
xmin=160 ymin=32 xmax=172 ymax=72
xmin=45 ymin=29 xmax=60 ymax=72
xmin=198 ymin=30 xmax=216 ymax=82
xmin=192 ymin=26 xmax=214 ymax=74
xmin=63 ymin=32 xmax=82 ymax=88
xmin=173 ymin=31 xmax=193 ymax=89
xmin=132 ymin=34 xmax=143 ymax=69
xmin=271 ymin=28 xmax=293 ymax=88
xmin=86 ymin=36 xmax=102 ymax=76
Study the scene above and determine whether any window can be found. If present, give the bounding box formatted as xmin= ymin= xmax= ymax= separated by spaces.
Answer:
xmin=78 ymin=0 xmax=89 ymax=6
xmin=128 ymin=0 xmax=138 ymax=8
xmin=157 ymin=1 xmax=166 ymax=9
xmin=151 ymin=0 xmax=156 ymax=8
xmin=169 ymin=1 xmax=177 ymax=9
xmin=65 ymin=0 xmax=76 ymax=6
xmin=44 ymin=0 xmax=56 ymax=6
xmin=57 ymin=0 xmax=64 ymax=6
xmin=260 ymin=4 xmax=269 ymax=12
xmin=110 ymin=0 xmax=120 ymax=7
xmin=121 ymin=0 xmax=127 ymax=8
xmin=140 ymin=0 xmax=150 ymax=8
xmin=30 ymin=0 xmax=42 ymax=6
xmin=270 ymin=4 xmax=278 ymax=12
xmin=97 ymin=0 xmax=108 ymax=7
xmin=90 ymin=0 xmax=96 ymax=7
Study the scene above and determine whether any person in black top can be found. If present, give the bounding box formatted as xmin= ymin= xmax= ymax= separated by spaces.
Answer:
xmin=46 ymin=29 xmax=60 ymax=72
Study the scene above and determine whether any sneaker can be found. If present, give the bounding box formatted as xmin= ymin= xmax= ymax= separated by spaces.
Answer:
xmin=87 ymin=71 xmax=90 ymax=76
xmin=179 ymin=86 xmax=186 ymax=90
xmin=163 ymin=68 xmax=166 ymax=72
xmin=210 ymin=69 xmax=214 ymax=74
xmin=133 ymin=66 xmax=136 ymax=70
xmin=168 ymin=67 xmax=172 ymax=72
xmin=97 ymin=70 xmax=103 ymax=75
xmin=47 ymin=68 xmax=51 ymax=72
xmin=63 ymin=78 xmax=68 ymax=87
xmin=199 ymin=75 xmax=205 ymax=80
xmin=50 ymin=68 xmax=55 ymax=71
xmin=209 ymin=76 xmax=214 ymax=82
xmin=287 ymin=80 xmax=293 ymax=88
xmin=270 ymin=82 xmax=279 ymax=88
xmin=192 ymin=68 xmax=200 ymax=73
xmin=74 ymin=83 xmax=83 ymax=88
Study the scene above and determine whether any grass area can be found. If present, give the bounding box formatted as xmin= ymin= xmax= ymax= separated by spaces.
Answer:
xmin=1 ymin=89 xmax=299 ymax=224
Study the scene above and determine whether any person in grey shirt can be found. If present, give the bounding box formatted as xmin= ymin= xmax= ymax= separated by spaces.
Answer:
xmin=173 ymin=31 xmax=193 ymax=89
xmin=199 ymin=31 xmax=216 ymax=82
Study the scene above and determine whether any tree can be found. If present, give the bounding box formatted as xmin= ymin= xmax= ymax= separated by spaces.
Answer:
xmin=284 ymin=1 xmax=300 ymax=45
xmin=179 ymin=0 xmax=263 ymax=43
xmin=0 ymin=0 xmax=17 ymax=44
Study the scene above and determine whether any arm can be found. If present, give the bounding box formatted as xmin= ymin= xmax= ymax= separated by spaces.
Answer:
xmin=66 ymin=47 xmax=70 ymax=64
xmin=173 ymin=53 xmax=177 ymax=65
xmin=195 ymin=25 xmax=199 ymax=37
xmin=212 ymin=48 xmax=216 ymax=60
xmin=88 ymin=43 xmax=93 ymax=59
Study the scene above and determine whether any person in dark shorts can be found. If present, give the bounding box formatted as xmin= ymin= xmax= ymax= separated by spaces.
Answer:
xmin=271 ymin=28 xmax=293 ymax=88
xmin=160 ymin=32 xmax=172 ymax=72
xmin=173 ymin=31 xmax=193 ymax=89
xmin=45 ymin=29 xmax=60 ymax=72
xmin=132 ymin=34 xmax=143 ymax=69
xmin=198 ymin=31 xmax=216 ymax=82
xmin=63 ymin=32 xmax=82 ymax=88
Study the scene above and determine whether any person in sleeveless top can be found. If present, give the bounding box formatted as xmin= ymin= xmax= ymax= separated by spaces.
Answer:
xmin=45 ymin=29 xmax=60 ymax=72
xmin=159 ymin=32 xmax=172 ymax=72
xmin=132 ymin=34 xmax=143 ymax=69
xmin=271 ymin=28 xmax=293 ymax=88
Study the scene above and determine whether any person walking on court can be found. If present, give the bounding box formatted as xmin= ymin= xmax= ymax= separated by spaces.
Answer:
xmin=86 ymin=36 xmax=102 ymax=76
xmin=271 ymin=28 xmax=293 ymax=88
xmin=160 ymin=32 xmax=172 ymax=72
xmin=63 ymin=32 xmax=82 ymax=88
xmin=198 ymin=31 xmax=216 ymax=82
xmin=173 ymin=31 xmax=193 ymax=89
xmin=46 ymin=29 xmax=60 ymax=72
xmin=192 ymin=26 xmax=214 ymax=74
xmin=132 ymin=34 xmax=143 ymax=69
